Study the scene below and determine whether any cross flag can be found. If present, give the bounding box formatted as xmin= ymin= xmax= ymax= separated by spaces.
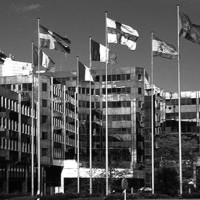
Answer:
xmin=39 ymin=24 xmax=71 ymax=53
xmin=152 ymin=35 xmax=178 ymax=59
xmin=106 ymin=17 xmax=139 ymax=50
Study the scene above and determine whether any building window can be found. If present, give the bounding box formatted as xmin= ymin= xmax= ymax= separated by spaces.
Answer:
xmin=121 ymin=74 xmax=126 ymax=80
xmin=95 ymin=76 xmax=100 ymax=82
xmin=42 ymin=148 xmax=48 ymax=156
xmin=86 ymin=88 xmax=89 ymax=95
xmin=126 ymin=74 xmax=130 ymax=80
xmin=28 ymin=83 xmax=32 ymax=91
xmin=138 ymin=100 xmax=142 ymax=108
xmin=42 ymin=83 xmax=47 ymax=91
xmin=18 ymin=85 xmax=22 ymax=91
xmin=42 ymin=115 xmax=48 ymax=123
xmin=82 ymin=88 xmax=85 ymax=94
xmin=138 ymin=87 xmax=142 ymax=94
xmin=138 ymin=74 xmax=142 ymax=81
xmin=112 ymin=75 xmax=116 ymax=81
xmin=96 ymin=102 xmax=100 ymax=108
xmin=42 ymin=132 xmax=48 ymax=140
xmin=126 ymin=87 xmax=131 ymax=94
xmin=23 ymin=84 xmax=28 ymax=91
xmin=95 ymin=89 xmax=100 ymax=95
xmin=42 ymin=99 xmax=47 ymax=107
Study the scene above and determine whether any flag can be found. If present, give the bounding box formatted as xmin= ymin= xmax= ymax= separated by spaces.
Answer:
xmin=39 ymin=24 xmax=71 ymax=53
xmin=33 ymin=45 xmax=55 ymax=72
xmin=78 ymin=61 xmax=94 ymax=82
xmin=0 ymin=51 xmax=7 ymax=64
xmin=91 ymin=39 xmax=117 ymax=64
xmin=106 ymin=17 xmax=139 ymax=50
xmin=179 ymin=12 xmax=200 ymax=45
xmin=152 ymin=35 xmax=178 ymax=59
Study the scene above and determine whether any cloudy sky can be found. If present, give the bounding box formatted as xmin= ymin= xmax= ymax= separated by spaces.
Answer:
xmin=0 ymin=0 xmax=200 ymax=92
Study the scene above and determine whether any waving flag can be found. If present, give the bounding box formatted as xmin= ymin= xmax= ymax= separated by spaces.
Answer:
xmin=91 ymin=39 xmax=117 ymax=64
xmin=179 ymin=12 xmax=200 ymax=45
xmin=33 ymin=45 xmax=55 ymax=72
xmin=106 ymin=17 xmax=139 ymax=50
xmin=152 ymin=36 xmax=178 ymax=59
xmin=91 ymin=39 xmax=108 ymax=62
xmin=78 ymin=61 xmax=94 ymax=82
xmin=39 ymin=24 xmax=71 ymax=53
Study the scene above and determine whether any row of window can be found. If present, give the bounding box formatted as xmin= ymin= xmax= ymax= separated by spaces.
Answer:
xmin=58 ymin=72 xmax=143 ymax=83
xmin=0 ymin=137 xmax=33 ymax=153
xmin=108 ymin=127 xmax=131 ymax=134
xmin=78 ymin=87 xmax=143 ymax=95
xmin=166 ymin=98 xmax=198 ymax=105
xmin=0 ymin=96 xmax=35 ymax=117
xmin=96 ymin=73 xmax=143 ymax=82
xmin=106 ymin=114 xmax=131 ymax=121
xmin=54 ymin=133 xmax=64 ymax=144
xmin=0 ymin=117 xmax=34 ymax=135
xmin=79 ymin=100 xmax=144 ymax=109
xmin=166 ymin=112 xmax=197 ymax=119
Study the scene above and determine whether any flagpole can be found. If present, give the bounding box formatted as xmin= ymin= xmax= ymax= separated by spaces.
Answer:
xmin=37 ymin=18 xmax=41 ymax=197
xmin=76 ymin=56 xmax=80 ymax=193
xmin=177 ymin=5 xmax=183 ymax=196
xmin=31 ymin=41 xmax=35 ymax=196
xmin=151 ymin=32 xmax=155 ymax=194
xmin=105 ymin=11 xmax=109 ymax=196
xmin=89 ymin=36 xmax=93 ymax=195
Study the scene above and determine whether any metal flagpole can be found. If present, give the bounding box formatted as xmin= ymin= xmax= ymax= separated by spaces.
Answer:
xmin=105 ymin=11 xmax=109 ymax=196
xmin=177 ymin=5 xmax=183 ymax=196
xmin=89 ymin=37 xmax=93 ymax=194
xmin=151 ymin=32 xmax=155 ymax=194
xmin=37 ymin=18 xmax=41 ymax=198
xmin=31 ymin=41 xmax=35 ymax=196
xmin=76 ymin=56 xmax=80 ymax=193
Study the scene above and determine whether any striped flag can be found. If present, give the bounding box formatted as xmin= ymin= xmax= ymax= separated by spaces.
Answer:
xmin=91 ymin=39 xmax=117 ymax=64
xmin=78 ymin=61 xmax=94 ymax=82
xmin=152 ymin=36 xmax=178 ymax=59
xmin=39 ymin=24 xmax=71 ymax=53
xmin=106 ymin=17 xmax=139 ymax=50
xmin=33 ymin=45 xmax=55 ymax=72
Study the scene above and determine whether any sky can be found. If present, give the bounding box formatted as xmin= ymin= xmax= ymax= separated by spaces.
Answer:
xmin=1 ymin=0 xmax=200 ymax=92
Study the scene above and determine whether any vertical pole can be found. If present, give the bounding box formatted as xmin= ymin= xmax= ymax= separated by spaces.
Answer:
xmin=76 ymin=56 xmax=80 ymax=193
xmin=177 ymin=5 xmax=183 ymax=196
xmin=37 ymin=18 xmax=41 ymax=198
xmin=89 ymin=37 xmax=92 ymax=194
xmin=151 ymin=32 xmax=155 ymax=194
xmin=31 ymin=41 xmax=35 ymax=196
xmin=105 ymin=11 xmax=109 ymax=196
xmin=50 ymin=77 xmax=54 ymax=165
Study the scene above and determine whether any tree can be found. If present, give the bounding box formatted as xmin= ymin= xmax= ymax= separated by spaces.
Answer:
xmin=155 ymin=167 xmax=179 ymax=196
xmin=155 ymin=133 xmax=198 ymax=167
xmin=155 ymin=132 xmax=199 ymax=184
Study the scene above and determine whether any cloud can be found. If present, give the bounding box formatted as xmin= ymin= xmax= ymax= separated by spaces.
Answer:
xmin=12 ymin=3 xmax=41 ymax=12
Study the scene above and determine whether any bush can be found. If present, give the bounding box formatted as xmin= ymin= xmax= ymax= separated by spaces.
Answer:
xmin=182 ymin=192 xmax=200 ymax=199
xmin=0 ymin=193 xmax=32 ymax=200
